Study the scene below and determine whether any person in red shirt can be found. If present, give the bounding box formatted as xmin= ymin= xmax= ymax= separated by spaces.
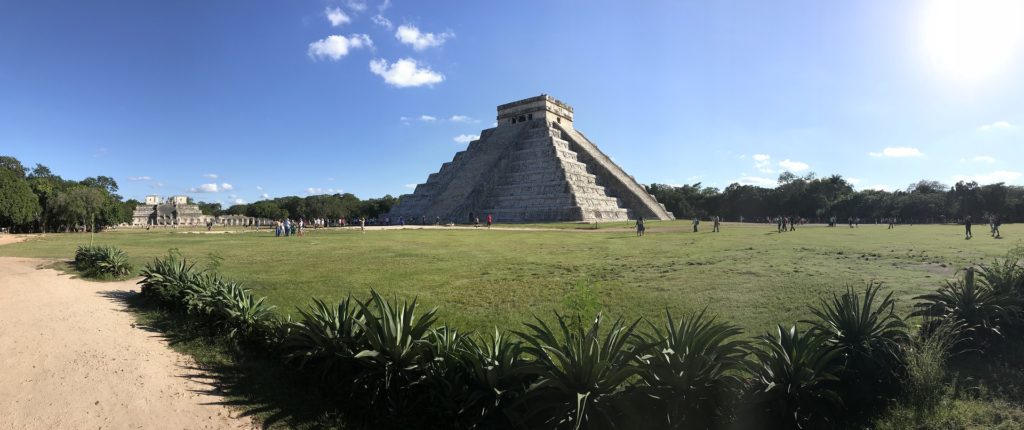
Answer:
xmin=486 ymin=214 xmax=493 ymax=229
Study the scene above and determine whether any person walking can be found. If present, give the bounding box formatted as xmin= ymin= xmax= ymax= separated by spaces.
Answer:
xmin=692 ymin=217 xmax=699 ymax=232
xmin=965 ymin=215 xmax=973 ymax=239
xmin=992 ymin=216 xmax=1001 ymax=239
xmin=635 ymin=216 xmax=645 ymax=237
xmin=359 ymin=216 xmax=366 ymax=233
xmin=486 ymin=214 xmax=493 ymax=229
xmin=712 ymin=215 xmax=720 ymax=233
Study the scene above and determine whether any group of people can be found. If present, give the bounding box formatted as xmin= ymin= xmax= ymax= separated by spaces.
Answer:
xmin=964 ymin=215 xmax=1003 ymax=240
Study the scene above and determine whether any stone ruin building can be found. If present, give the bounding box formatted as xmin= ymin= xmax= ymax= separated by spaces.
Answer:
xmin=388 ymin=95 xmax=674 ymax=223
xmin=130 ymin=195 xmax=266 ymax=227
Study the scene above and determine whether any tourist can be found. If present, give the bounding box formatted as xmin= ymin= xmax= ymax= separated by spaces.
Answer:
xmin=298 ymin=219 xmax=304 ymax=237
xmin=712 ymin=215 xmax=720 ymax=233
xmin=284 ymin=218 xmax=291 ymax=237
xmin=789 ymin=216 xmax=796 ymax=231
xmin=776 ymin=216 xmax=783 ymax=233
xmin=275 ymin=220 xmax=281 ymax=237
xmin=359 ymin=216 xmax=365 ymax=232
xmin=635 ymin=216 xmax=645 ymax=237
xmin=692 ymin=217 xmax=699 ymax=232
xmin=475 ymin=216 xmax=481 ymax=228
xmin=435 ymin=216 xmax=440 ymax=226
xmin=486 ymin=214 xmax=493 ymax=229
xmin=992 ymin=216 xmax=1001 ymax=239
xmin=965 ymin=215 xmax=972 ymax=239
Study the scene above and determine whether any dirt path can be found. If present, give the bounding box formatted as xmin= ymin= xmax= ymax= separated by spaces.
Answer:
xmin=0 ymin=257 xmax=254 ymax=429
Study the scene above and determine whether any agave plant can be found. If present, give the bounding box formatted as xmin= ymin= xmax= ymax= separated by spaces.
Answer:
xmin=977 ymin=258 xmax=1024 ymax=296
xmin=746 ymin=324 xmax=844 ymax=429
xmin=138 ymin=255 xmax=200 ymax=307
xmin=211 ymin=281 xmax=277 ymax=340
xmin=808 ymin=283 xmax=908 ymax=412
xmin=284 ymin=296 xmax=367 ymax=384
xmin=911 ymin=267 xmax=1020 ymax=346
xmin=351 ymin=290 xmax=438 ymax=414
xmin=512 ymin=313 xmax=648 ymax=430
xmin=633 ymin=308 xmax=749 ymax=429
xmin=419 ymin=325 xmax=478 ymax=426
xmin=462 ymin=328 xmax=533 ymax=423
xmin=74 ymin=245 xmax=133 ymax=278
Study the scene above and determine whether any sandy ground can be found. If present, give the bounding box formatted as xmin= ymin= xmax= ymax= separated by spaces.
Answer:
xmin=0 ymin=256 xmax=254 ymax=430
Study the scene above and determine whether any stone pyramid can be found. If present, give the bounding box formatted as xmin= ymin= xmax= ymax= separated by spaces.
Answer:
xmin=389 ymin=95 xmax=675 ymax=223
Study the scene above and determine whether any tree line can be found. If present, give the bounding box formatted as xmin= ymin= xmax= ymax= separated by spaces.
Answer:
xmin=0 ymin=156 xmax=135 ymax=232
xmin=205 ymin=193 xmax=398 ymax=222
xmin=0 ymin=155 xmax=398 ymax=232
xmin=646 ymin=172 xmax=1024 ymax=223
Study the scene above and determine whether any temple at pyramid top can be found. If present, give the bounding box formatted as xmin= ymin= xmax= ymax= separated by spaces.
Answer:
xmin=496 ymin=94 xmax=574 ymax=128
xmin=389 ymin=95 xmax=675 ymax=223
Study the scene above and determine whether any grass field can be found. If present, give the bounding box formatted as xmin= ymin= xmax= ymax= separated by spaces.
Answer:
xmin=2 ymin=221 xmax=1021 ymax=336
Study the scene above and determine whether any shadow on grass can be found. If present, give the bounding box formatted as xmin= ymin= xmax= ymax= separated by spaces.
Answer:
xmin=101 ymin=290 xmax=345 ymax=429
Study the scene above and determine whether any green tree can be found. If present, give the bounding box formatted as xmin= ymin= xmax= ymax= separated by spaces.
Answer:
xmin=0 ymin=169 xmax=41 ymax=231
xmin=0 ymin=155 xmax=27 ymax=178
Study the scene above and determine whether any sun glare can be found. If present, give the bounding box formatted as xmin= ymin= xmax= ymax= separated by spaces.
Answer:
xmin=921 ymin=0 xmax=1024 ymax=82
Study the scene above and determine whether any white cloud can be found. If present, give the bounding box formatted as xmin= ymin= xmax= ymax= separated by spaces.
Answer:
xmin=951 ymin=171 xmax=1023 ymax=185
xmin=972 ymin=155 xmax=997 ymax=163
xmin=203 ymin=173 xmax=218 ymax=179
xmin=978 ymin=121 xmax=1014 ymax=132
xmin=378 ymin=0 xmax=391 ymax=12
xmin=220 ymin=183 xmax=234 ymax=191
xmin=127 ymin=176 xmax=151 ymax=181
xmin=306 ymin=187 xmax=343 ymax=195
xmin=395 ymin=25 xmax=453 ymax=51
xmin=778 ymin=159 xmax=809 ymax=172
xmin=868 ymin=147 xmax=924 ymax=158
xmin=735 ymin=176 xmax=776 ymax=187
xmin=151 ymin=182 xmax=165 ymax=188
xmin=752 ymin=154 xmax=773 ymax=173
xmin=453 ymin=134 xmax=479 ymax=144
xmin=255 ymin=185 xmax=263 ymax=191
xmin=308 ymin=34 xmax=373 ymax=61
xmin=347 ymin=0 xmax=367 ymax=12
xmin=233 ymin=198 xmax=247 ymax=205
xmin=369 ymin=58 xmax=444 ymax=87
xmin=420 ymin=115 xmax=437 ymax=122
xmin=449 ymin=115 xmax=477 ymax=123
xmin=864 ymin=184 xmax=895 ymax=191
xmin=260 ymin=193 xmax=269 ymax=199
xmin=190 ymin=183 xmax=219 ymax=193
xmin=847 ymin=177 xmax=862 ymax=185
xmin=372 ymin=14 xmax=393 ymax=30
xmin=325 ymin=7 xmax=351 ymax=26
xmin=404 ymin=183 xmax=417 ymax=189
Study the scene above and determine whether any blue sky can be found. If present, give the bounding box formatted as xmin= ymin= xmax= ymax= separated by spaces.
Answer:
xmin=2 ymin=0 xmax=1023 ymax=205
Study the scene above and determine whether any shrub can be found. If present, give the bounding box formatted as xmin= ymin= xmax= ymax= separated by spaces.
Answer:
xmin=513 ymin=313 xmax=648 ymax=430
xmin=138 ymin=254 xmax=200 ymax=306
xmin=912 ymin=267 xmax=1020 ymax=348
xmin=632 ymin=308 xmax=749 ymax=428
xmin=902 ymin=318 xmax=968 ymax=413
xmin=460 ymin=328 xmax=533 ymax=427
xmin=284 ymin=296 xmax=367 ymax=385
xmin=74 ymin=245 xmax=133 ymax=278
xmin=351 ymin=290 xmax=438 ymax=416
xmin=809 ymin=283 xmax=909 ymax=413
xmin=745 ymin=324 xmax=844 ymax=429
xmin=210 ymin=281 xmax=277 ymax=340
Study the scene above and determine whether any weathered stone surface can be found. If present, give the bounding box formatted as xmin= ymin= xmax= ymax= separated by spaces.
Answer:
xmin=389 ymin=95 xmax=675 ymax=223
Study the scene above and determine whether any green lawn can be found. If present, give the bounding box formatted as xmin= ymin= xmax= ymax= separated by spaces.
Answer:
xmin=2 ymin=221 xmax=1020 ymax=336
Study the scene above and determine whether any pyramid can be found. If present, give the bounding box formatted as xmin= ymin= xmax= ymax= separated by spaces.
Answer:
xmin=389 ymin=95 xmax=675 ymax=223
